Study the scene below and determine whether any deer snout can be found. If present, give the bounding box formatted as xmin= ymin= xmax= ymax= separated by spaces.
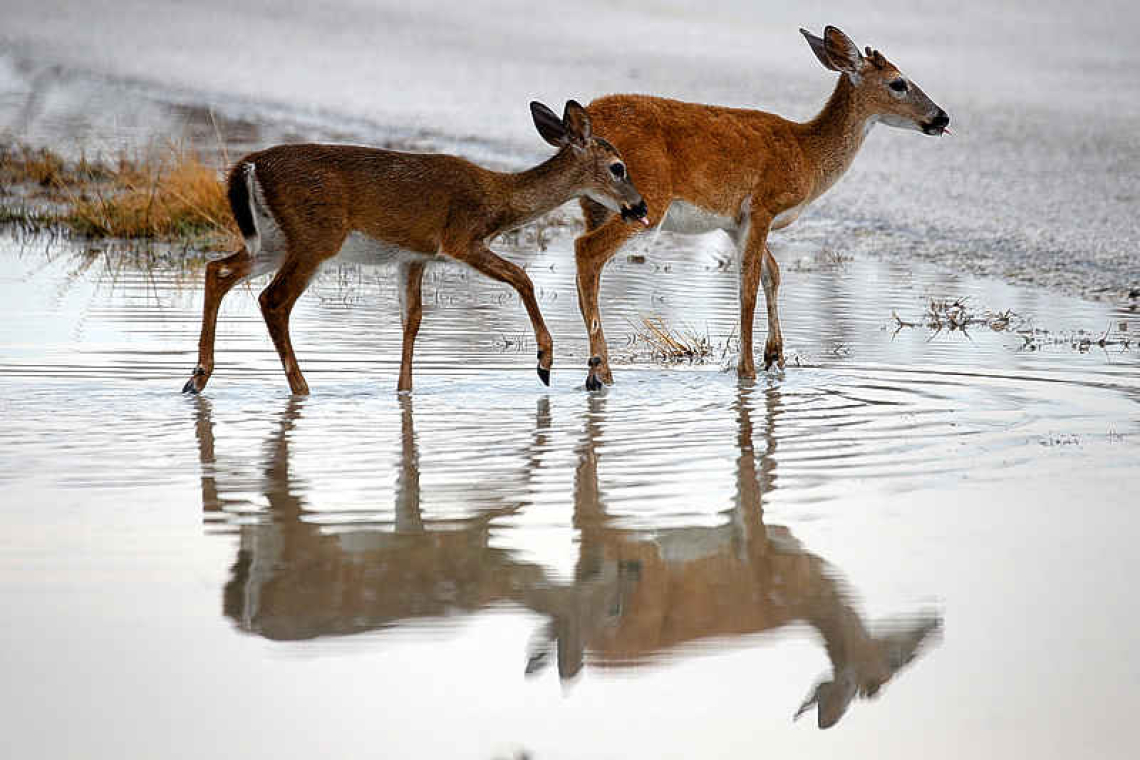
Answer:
xmin=923 ymin=108 xmax=950 ymax=136
xmin=620 ymin=199 xmax=650 ymax=226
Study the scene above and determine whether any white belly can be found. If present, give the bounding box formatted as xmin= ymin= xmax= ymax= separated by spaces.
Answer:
xmin=657 ymin=198 xmax=808 ymax=237
xmin=659 ymin=200 xmax=738 ymax=235
xmin=337 ymin=231 xmax=437 ymax=266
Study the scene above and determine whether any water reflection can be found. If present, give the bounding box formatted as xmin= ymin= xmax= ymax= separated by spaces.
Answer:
xmin=533 ymin=387 xmax=941 ymax=728
xmin=192 ymin=388 xmax=940 ymax=728
xmin=195 ymin=394 xmax=543 ymax=639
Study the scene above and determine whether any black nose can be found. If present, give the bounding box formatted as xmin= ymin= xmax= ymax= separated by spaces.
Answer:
xmin=931 ymin=109 xmax=949 ymax=128
xmin=620 ymin=200 xmax=648 ymax=221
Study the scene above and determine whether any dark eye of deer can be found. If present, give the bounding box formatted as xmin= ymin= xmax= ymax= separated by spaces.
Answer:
xmin=610 ymin=163 xmax=626 ymax=179
xmin=889 ymin=78 xmax=908 ymax=93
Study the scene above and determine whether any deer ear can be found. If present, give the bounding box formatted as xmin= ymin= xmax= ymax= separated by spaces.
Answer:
xmin=800 ymin=28 xmax=840 ymax=72
xmin=823 ymin=26 xmax=863 ymax=73
xmin=561 ymin=100 xmax=592 ymax=146
xmin=531 ymin=101 xmax=568 ymax=148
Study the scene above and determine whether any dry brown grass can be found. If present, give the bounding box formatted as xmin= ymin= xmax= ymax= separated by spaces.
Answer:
xmin=0 ymin=144 xmax=69 ymax=187
xmin=630 ymin=315 xmax=713 ymax=364
xmin=1 ymin=141 xmax=238 ymax=249
xmin=68 ymin=145 xmax=236 ymax=245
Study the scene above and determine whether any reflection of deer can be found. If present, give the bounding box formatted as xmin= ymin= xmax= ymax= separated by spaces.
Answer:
xmin=194 ymin=395 xmax=553 ymax=640
xmin=523 ymin=387 xmax=941 ymax=728
xmin=194 ymin=387 xmax=938 ymax=727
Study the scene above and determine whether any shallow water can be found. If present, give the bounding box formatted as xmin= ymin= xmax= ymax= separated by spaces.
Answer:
xmin=1 ymin=223 xmax=1138 ymax=758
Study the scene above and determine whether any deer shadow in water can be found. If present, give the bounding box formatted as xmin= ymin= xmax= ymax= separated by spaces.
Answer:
xmin=193 ymin=388 xmax=939 ymax=728
xmin=525 ymin=387 xmax=941 ymax=727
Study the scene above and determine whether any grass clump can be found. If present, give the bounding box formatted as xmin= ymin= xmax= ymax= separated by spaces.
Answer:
xmin=1 ymin=140 xmax=238 ymax=249
xmin=67 ymin=146 xmax=235 ymax=245
xmin=0 ymin=144 xmax=70 ymax=188
xmin=629 ymin=315 xmax=713 ymax=364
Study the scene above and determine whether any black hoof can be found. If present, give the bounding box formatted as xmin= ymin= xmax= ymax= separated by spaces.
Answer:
xmin=536 ymin=366 xmax=551 ymax=386
xmin=183 ymin=367 xmax=206 ymax=394
xmin=525 ymin=651 xmax=550 ymax=676
xmin=585 ymin=356 xmax=605 ymax=391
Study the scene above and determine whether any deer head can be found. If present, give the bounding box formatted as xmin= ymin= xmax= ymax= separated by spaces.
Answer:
xmin=801 ymin=26 xmax=951 ymax=136
xmin=530 ymin=100 xmax=649 ymax=224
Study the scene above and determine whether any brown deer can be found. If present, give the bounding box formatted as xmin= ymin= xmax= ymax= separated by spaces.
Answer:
xmin=182 ymin=100 xmax=648 ymax=395
xmin=574 ymin=26 xmax=951 ymax=389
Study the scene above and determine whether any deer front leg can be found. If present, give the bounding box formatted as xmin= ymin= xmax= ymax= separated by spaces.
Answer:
xmin=761 ymin=243 xmax=785 ymax=370
xmin=396 ymin=260 xmax=426 ymax=392
xmin=737 ymin=235 xmax=764 ymax=380
xmin=183 ymin=248 xmax=254 ymax=393
xmin=451 ymin=242 xmax=553 ymax=386
xmin=574 ymin=218 xmax=637 ymax=390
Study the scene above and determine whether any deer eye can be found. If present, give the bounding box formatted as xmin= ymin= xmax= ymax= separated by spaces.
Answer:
xmin=889 ymin=78 xmax=908 ymax=93
xmin=609 ymin=163 xmax=626 ymax=179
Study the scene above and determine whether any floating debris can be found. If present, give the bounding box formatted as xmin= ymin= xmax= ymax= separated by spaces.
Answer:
xmin=890 ymin=297 xmax=1133 ymax=354
xmin=891 ymin=297 xmax=1018 ymax=335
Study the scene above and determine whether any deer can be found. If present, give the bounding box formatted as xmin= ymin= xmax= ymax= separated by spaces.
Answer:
xmin=181 ymin=100 xmax=649 ymax=396
xmin=573 ymin=26 xmax=951 ymax=390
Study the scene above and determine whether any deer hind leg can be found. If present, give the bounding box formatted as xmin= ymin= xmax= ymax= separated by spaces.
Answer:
xmin=258 ymin=235 xmax=345 ymax=395
xmin=183 ymin=248 xmax=255 ymax=393
xmin=448 ymin=242 xmax=553 ymax=386
xmin=396 ymin=259 xmax=426 ymax=392
xmin=760 ymin=244 xmax=785 ymax=370
xmin=574 ymin=217 xmax=638 ymax=389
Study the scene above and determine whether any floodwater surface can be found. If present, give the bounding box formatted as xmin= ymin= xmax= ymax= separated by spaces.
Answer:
xmin=1 ymin=224 xmax=1137 ymax=759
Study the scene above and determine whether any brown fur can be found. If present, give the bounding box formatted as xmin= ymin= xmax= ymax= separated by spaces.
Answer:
xmin=573 ymin=26 xmax=948 ymax=384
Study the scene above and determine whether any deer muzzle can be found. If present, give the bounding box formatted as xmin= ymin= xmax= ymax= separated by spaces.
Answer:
xmin=621 ymin=200 xmax=650 ymax=226
xmin=922 ymin=109 xmax=950 ymax=136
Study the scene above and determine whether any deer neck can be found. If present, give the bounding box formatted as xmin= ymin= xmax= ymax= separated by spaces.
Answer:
xmin=797 ymin=75 xmax=876 ymax=202
xmin=502 ymin=149 xmax=582 ymax=231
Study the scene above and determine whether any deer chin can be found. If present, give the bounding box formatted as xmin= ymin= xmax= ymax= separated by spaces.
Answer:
xmin=921 ymin=121 xmax=950 ymax=136
xmin=585 ymin=190 xmax=621 ymax=213
xmin=879 ymin=113 xmax=925 ymax=133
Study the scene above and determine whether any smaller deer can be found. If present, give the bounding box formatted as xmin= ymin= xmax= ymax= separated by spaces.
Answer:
xmin=182 ymin=100 xmax=648 ymax=395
